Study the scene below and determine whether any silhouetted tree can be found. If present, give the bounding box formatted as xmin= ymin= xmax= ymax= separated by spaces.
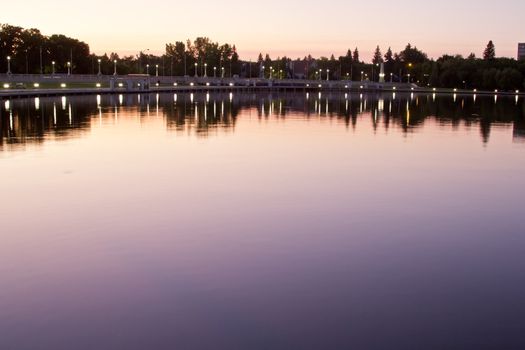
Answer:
xmin=483 ymin=40 xmax=496 ymax=60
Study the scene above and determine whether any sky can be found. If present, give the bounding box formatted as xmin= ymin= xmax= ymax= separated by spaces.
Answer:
xmin=1 ymin=0 xmax=524 ymax=61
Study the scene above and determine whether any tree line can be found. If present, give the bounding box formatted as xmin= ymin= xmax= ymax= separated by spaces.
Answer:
xmin=1 ymin=23 xmax=525 ymax=90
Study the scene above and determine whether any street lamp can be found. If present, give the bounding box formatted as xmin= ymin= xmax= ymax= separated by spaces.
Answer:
xmin=97 ymin=59 xmax=102 ymax=75
xmin=390 ymin=72 xmax=393 ymax=82
xmin=52 ymin=61 xmax=56 ymax=75
xmin=204 ymin=63 xmax=208 ymax=77
xmin=213 ymin=66 xmax=217 ymax=78
xmin=318 ymin=69 xmax=322 ymax=80
xmin=113 ymin=60 xmax=117 ymax=75
xmin=407 ymin=73 xmax=411 ymax=83
xmin=221 ymin=67 xmax=225 ymax=78
xmin=7 ymin=56 xmax=11 ymax=74
xmin=155 ymin=64 xmax=159 ymax=77
xmin=194 ymin=62 xmax=198 ymax=77
xmin=270 ymin=67 xmax=273 ymax=79
xmin=326 ymin=69 xmax=330 ymax=81
xmin=279 ymin=69 xmax=283 ymax=79
xmin=360 ymin=71 xmax=364 ymax=81
xmin=67 ymin=61 xmax=71 ymax=75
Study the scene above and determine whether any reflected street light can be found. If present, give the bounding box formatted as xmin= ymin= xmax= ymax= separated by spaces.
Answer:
xmin=7 ymin=56 xmax=12 ymax=74
xmin=97 ymin=59 xmax=102 ymax=75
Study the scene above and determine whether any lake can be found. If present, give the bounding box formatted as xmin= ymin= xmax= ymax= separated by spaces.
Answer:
xmin=1 ymin=91 xmax=525 ymax=349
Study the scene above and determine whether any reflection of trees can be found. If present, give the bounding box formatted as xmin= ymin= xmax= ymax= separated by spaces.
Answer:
xmin=163 ymin=92 xmax=238 ymax=137
xmin=0 ymin=96 xmax=96 ymax=151
xmin=1 ymin=92 xmax=524 ymax=149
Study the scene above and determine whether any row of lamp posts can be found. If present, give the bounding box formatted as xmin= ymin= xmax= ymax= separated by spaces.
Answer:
xmin=4 ymin=55 xmax=414 ymax=82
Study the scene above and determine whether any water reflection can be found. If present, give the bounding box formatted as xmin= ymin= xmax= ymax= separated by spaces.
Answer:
xmin=1 ymin=92 xmax=524 ymax=151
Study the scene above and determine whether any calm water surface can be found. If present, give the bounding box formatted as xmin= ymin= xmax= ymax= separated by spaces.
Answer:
xmin=1 ymin=92 xmax=525 ymax=349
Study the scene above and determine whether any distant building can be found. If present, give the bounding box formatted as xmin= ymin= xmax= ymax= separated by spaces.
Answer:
xmin=518 ymin=43 xmax=525 ymax=60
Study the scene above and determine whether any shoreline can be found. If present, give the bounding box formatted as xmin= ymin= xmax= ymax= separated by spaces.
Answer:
xmin=0 ymin=76 xmax=523 ymax=99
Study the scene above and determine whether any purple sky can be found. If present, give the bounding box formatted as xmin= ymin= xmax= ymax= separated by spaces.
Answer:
xmin=1 ymin=0 xmax=524 ymax=60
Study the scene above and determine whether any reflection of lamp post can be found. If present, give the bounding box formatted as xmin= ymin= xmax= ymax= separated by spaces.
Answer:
xmin=7 ymin=56 xmax=11 ymax=74
xmin=155 ymin=64 xmax=159 ymax=77
xmin=97 ymin=59 xmax=102 ymax=75
xmin=67 ymin=61 xmax=71 ymax=75
xmin=194 ymin=62 xmax=198 ymax=77
xmin=52 ymin=61 xmax=56 ymax=75
xmin=113 ymin=60 xmax=117 ymax=75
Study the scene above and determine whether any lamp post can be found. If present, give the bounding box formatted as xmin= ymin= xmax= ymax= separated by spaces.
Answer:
xmin=279 ymin=69 xmax=283 ymax=79
xmin=407 ymin=73 xmax=411 ymax=83
xmin=270 ymin=67 xmax=273 ymax=79
xmin=113 ymin=60 xmax=117 ymax=75
xmin=52 ymin=61 xmax=56 ymax=75
xmin=67 ymin=61 xmax=71 ymax=75
xmin=194 ymin=62 xmax=198 ymax=77
xmin=155 ymin=64 xmax=159 ymax=77
xmin=360 ymin=71 xmax=364 ymax=81
xmin=326 ymin=69 xmax=330 ymax=81
xmin=204 ymin=63 xmax=208 ymax=77
xmin=214 ymin=66 xmax=216 ymax=78
xmin=97 ymin=59 xmax=102 ymax=75
xmin=221 ymin=67 xmax=225 ymax=78
xmin=262 ymin=65 xmax=265 ymax=79
xmin=390 ymin=72 xmax=393 ymax=82
xmin=7 ymin=56 xmax=11 ymax=74
xmin=146 ymin=64 xmax=150 ymax=75
xmin=318 ymin=69 xmax=322 ymax=81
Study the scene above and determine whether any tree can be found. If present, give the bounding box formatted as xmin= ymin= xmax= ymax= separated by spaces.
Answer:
xmin=483 ymin=40 xmax=495 ymax=60
xmin=384 ymin=47 xmax=393 ymax=64
xmin=352 ymin=47 xmax=359 ymax=63
xmin=399 ymin=43 xmax=428 ymax=64
xmin=372 ymin=45 xmax=383 ymax=64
